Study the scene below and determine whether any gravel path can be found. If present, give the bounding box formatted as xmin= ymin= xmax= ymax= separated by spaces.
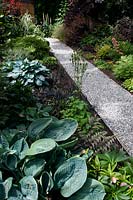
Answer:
xmin=46 ymin=38 xmax=133 ymax=156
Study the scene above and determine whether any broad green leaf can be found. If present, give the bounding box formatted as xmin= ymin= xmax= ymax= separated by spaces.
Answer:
xmin=28 ymin=118 xmax=52 ymax=141
xmin=0 ymin=135 xmax=9 ymax=150
xmin=69 ymin=178 xmax=106 ymax=200
xmin=54 ymin=157 xmax=87 ymax=197
xmin=4 ymin=177 xmax=13 ymax=198
xmin=40 ymin=171 xmax=54 ymax=194
xmin=0 ymin=181 xmax=6 ymax=200
xmin=5 ymin=153 xmax=17 ymax=170
xmin=24 ymin=158 xmax=46 ymax=177
xmin=20 ymin=176 xmax=38 ymax=200
xmin=10 ymin=138 xmax=29 ymax=160
xmin=43 ymin=119 xmax=78 ymax=142
xmin=60 ymin=138 xmax=78 ymax=149
xmin=8 ymin=186 xmax=23 ymax=200
xmin=26 ymin=138 xmax=56 ymax=156
xmin=0 ymin=171 xmax=2 ymax=180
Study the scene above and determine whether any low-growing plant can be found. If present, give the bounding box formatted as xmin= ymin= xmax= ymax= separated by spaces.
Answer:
xmin=122 ymin=78 xmax=133 ymax=92
xmin=60 ymin=96 xmax=104 ymax=135
xmin=0 ymin=79 xmax=36 ymax=129
xmin=42 ymin=56 xmax=58 ymax=67
xmin=88 ymin=151 xmax=132 ymax=200
xmin=80 ymin=34 xmax=100 ymax=48
xmin=0 ymin=117 xmax=106 ymax=200
xmin=113 ymin=55 xmax=133 ymax=80
xmin=94 ymin=59 xmax=113 ymax=70
xmin=83 ymin=52 xmax=95 ymax=60
xmin=20 ymin=103 xmax=52 ymax=122
xmin=3 ymin=59 xmax=50 ymax=87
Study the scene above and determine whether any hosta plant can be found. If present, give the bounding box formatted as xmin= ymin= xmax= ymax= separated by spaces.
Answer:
xmin=0 ymin=117 xmax=106 ymax=200
xmin=3 ymin=59 xmax=50 ymax=87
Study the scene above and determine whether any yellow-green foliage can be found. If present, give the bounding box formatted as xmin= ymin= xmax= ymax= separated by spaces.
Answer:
xmin=97 ymin=44 xmax=120 ymax=60
xmin=113 ymin=55 xmax=133 ymax=80
xmin=122 ymin=78 xmax=133 ymax=92
xmin=97 ymin=44 xmax=111 ymax=58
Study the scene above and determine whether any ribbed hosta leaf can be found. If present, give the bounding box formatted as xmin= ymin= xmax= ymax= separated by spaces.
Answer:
xmin=10 ymin=138 xmax=29 ymax=160
xmin=68 ymin=178 xmax=106 ymax=200
xmin=28 ymin=118 xmax=52 ymax=141
xmin=24 ymin=158 xmax=46 ymax=177
xmin=54 ymin=157 xmax=87 ymax=197
xmin=4 ymin=177 xmax=13 ymax=198
xmin=20 ymin=176 xmax=38 ymax=200
xmin=26 ymin=138 xmax=56 ymax=156
xmin=43 ymin=119 xmax=78 ymax=142
xmin=8 ymin=186 xmax=23 ymax=200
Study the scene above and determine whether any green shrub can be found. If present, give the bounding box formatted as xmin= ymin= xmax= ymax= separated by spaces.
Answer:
xmin=122 ymin=78 xmax=133 ymax=92
xmin=113 ymin=55 xmax=133 ymax=80
xmin=80 ymin=34 xmax=100 ymax=47
xmin=7 ymin=35 xmax=50 ymax=60
xmin=0 ymin=117 xmax=106 ymax=200
xmin=3 ymin=59 xmax=50 ymax=87
xmin=119 ymin=41 xmax=133 ymax=55
xmin=97 ymin=44 xmax=120 ymax=60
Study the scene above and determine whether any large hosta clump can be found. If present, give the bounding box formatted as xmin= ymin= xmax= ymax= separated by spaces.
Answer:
xmin=3 ymin=59 xmax=50 ymax=87
xmin=0 ymin=117 xmax=105 ymax=199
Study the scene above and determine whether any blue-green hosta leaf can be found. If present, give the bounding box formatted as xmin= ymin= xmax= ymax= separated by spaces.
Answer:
xmin=8 ymin=186 xmax=23 ymax=200
xmin=7 ymin=72 xmax=20 ymax=79
xmin=5 ymin=153 xmax=17 ymax=170
xmin=24 ymin=158 xmax=46 ymax=177
xmin=43 ymin=119 xmax=78 ymax=142
xmin=54 ymin=157 xmax=87 ymax=198
xmin=0 ymin=181 xmax=6 ymax=200
xmin=40 ymin=171 xmax=54 ymax=194
xmin=28 ymin=118 xmax=52 ymax=141
xmin=26 ymin=138 xmax=56 ymax=156
xmin=0 ymin=171 xmax=2 ymax=180
xmin=0 ymin=135 xmax=9 ymax=150
xmin=68 ymin=178 xmax=106 ymax=200
xmin=37 ymin=74 xmax=45 ymax=81
xmin=4 ymin=177 xmax=13 ymax=198
xmin=35 ymin=79 xmax=43 ymax=86
xmin=10 ymin=138 xmax=29 ymax=160
xmin=20 ymin=176 xmax=38 ymax=200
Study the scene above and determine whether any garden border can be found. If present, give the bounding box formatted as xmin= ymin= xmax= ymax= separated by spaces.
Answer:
xmin=46 ymin=38 xmax=133 ymax=156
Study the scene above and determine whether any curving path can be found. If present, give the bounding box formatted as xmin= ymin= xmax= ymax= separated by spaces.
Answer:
xmin=46 ymin=38 xmax=133 ymax=156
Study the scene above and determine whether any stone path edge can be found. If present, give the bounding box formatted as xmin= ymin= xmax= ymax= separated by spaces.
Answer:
xmin=46 ymin=38 xmax=133 ymax=156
